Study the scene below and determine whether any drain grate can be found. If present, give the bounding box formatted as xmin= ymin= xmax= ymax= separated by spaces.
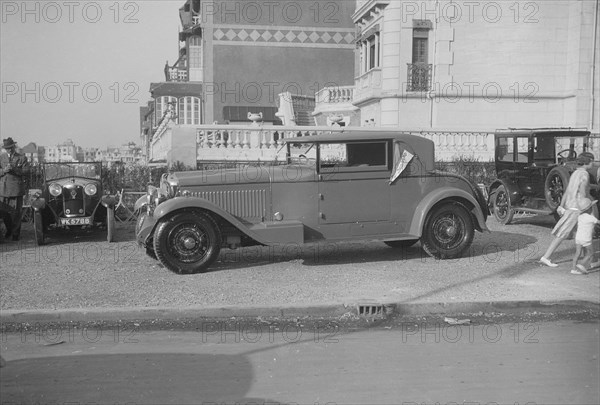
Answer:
xmin=357 ymin=304 xmax=385 ymax=317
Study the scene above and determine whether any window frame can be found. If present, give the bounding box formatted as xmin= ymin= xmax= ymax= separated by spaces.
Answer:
xmin=317 ymin=141 xmax=390 ymax=174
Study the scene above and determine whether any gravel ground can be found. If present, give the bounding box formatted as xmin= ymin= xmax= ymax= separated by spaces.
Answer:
xmin=1 ymin=215 xmax=599 ymax=310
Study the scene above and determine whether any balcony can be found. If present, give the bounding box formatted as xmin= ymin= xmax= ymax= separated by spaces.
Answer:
xmin=315 ymin=86 xmax=354 ymax=104
xmin=353 ymin=68 xmax=382 ymax=106
xmin=167 ymin=68 xmax=188 ymax=82
xmin=313 ymin=86 xmax=358 ymax=123
xmin=406 ymin=63 xmax=432 ymax=92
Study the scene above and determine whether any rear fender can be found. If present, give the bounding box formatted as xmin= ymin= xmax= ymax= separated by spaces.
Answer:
xmin=409 ymin=188 xmax=489 ymax=236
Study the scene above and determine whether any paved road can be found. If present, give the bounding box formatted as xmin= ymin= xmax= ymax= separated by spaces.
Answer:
xmin=1 ymin=319 xmax=598 ymax=404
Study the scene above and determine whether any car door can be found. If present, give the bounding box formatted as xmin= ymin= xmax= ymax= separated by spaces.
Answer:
xmin=317 ymin=141 xmax=391 ymax=234
xmin=514 ymin=135 xmax=546 ymax=198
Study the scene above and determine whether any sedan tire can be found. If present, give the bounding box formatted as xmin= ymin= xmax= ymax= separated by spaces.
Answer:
xmin=491 ymin=185 xmax=514 ymax=225
xmin=153 ymin=211 xmax=221 ymax=274
xmin=421 ymin=202 xmax=474 ymax=259
xmin=545 ymin=167 xmax=570 ymax=211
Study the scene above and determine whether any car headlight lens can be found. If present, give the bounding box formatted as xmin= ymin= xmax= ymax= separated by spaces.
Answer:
xmin=84 ymin=184 xmax=97 ymax=196
xmin=49 ymin=183 xmax=62 ymax=197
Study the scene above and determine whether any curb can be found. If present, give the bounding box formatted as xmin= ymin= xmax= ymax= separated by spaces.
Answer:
xmin=1 ymin=299 xmax=598 ymax=325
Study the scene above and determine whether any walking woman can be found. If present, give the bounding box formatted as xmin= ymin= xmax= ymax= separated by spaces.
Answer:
xmin=540 ymin=152 xmax=596 ymax=267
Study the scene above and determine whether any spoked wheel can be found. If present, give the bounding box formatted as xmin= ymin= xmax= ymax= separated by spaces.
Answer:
xmin=491 ymin=185 xmax=514 ymax=225
xmin=384 ymin=239 xmax=419 ymax=248
xmin=33 ymin=210 xmax=45 ymax=246
xmin=421 ymin=203 xmax=474 ymax=259
xmin=153 ymin=211 xmax=221 ymax=274
xmin=545 ymin=167 xmax=570 ymax=211
xmin=106 ymin=207 xmax=115 ymax=242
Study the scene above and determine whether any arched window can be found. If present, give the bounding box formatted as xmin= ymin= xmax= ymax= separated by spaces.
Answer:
xmin=155 ymin=96 xmax=178 ymax=126
xmin=178 ymin=96 xmax=201 ymax=125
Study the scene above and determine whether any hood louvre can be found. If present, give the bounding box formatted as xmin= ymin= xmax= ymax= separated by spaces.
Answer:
xmin=192 ymin=189 xmax=266 ymax=219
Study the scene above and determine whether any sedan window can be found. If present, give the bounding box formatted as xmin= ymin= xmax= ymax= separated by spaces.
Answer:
xmin=319 ymin=142 xmax=388 ymax=171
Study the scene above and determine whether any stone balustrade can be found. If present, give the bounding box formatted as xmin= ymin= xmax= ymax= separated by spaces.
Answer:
xmin=315 ymin=86 xmax=355 ymax=104
xmin=417 ymin=131 xmax=495 ymax=161
xmin=195 ymin=125 xmax=345 ymax=162
xmin=149 ymin=123 xmax=506 ymax=164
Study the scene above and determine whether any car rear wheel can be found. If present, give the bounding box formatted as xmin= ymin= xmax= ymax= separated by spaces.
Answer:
xmin=153 ymin=211 xmax=221 ymax=274
xmin=106 ymin=207 xmax=115 ymax=242
xmin=421 ymin=202 xmax=474 ymax=259
xmin=491 ymin=185 xmax=514 ymax=225
xmin=384 ymin=239 xmax=418 ymax=248
xmin=545 ymin=167 xmax=570 ymax=211
xmin=33 ymin=210 xmax=45 ymax=246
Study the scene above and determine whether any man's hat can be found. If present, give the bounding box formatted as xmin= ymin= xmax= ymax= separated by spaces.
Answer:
xmin=578 ymin=197 xmax=597 ymax=212
xmin=2 ymin=138 xmax=16 ymax=149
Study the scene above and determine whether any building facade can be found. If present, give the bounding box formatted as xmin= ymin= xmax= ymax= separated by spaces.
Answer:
xmin=45 ymin=139 xmax=78 ymax=162
xmin=315 ymin=0 xmax=599 ymax=134
xmin=20 ymin=142 xmax=44 ymax=164
xmin=141 ymin=0 xmax=357 ymax=161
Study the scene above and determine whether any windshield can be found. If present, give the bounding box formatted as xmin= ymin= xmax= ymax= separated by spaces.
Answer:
xmin=44 ymin=163 xmax=102 ymax=180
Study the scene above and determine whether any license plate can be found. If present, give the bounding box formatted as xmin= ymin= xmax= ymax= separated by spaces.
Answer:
xmin=60 ymin=217 xmax=91 ymax=226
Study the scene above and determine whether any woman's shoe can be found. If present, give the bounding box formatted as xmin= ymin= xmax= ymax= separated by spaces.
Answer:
xmin=540 ymin=257 xmax=558 ymax=267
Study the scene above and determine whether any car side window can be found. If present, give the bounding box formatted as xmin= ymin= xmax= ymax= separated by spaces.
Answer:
xmin=516 ymin=137 xmax=529 ymax=163
xmin=497 ymin=137 xmax=514 ymax=162
xmin=319 ymin=144 xmax=348 ymax=168
xmin=319 ymin=142 xmax=388 ymax=171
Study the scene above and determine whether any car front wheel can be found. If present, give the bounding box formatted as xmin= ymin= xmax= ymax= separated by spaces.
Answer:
xmin=421 ymin=202 xmax=474 ymax=259
xmin=153 ymin=211 xmax=221 ymax=274
xmin=491 ymin=185 xmax=514 ymax=225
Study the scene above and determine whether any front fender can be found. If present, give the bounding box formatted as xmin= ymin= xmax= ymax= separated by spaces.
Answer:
xmin=409 ymin=187 xmax=489 ymax=236
xmin=134 ymin=194 xmax=149 ymax=211
xmin=488 ymin=178 xmax=521 ymax=205
xmin=149 ymin=196 xmax=271 ymax=245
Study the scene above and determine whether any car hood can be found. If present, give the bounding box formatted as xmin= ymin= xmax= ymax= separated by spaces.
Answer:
xmin=169 ymin=164 xmax=317 ymax=186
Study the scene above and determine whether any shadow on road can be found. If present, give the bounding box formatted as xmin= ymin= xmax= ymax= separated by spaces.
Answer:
xmin=209 ymin=230 xmax=538 ymax=272
xmin=1 ymin=352 xmax=279 ymax=404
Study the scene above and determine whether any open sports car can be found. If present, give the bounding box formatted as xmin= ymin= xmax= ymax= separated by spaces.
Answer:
xmin=30 ymin=162 xmax=117 ymax=245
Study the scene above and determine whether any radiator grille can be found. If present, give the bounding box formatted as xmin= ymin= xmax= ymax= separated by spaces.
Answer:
xmin=192 ymin=189 xmax=266 ymax=219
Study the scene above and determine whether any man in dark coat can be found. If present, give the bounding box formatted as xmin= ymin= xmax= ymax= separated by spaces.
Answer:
xmin=0 ymin=137 xmax=29 ymax=241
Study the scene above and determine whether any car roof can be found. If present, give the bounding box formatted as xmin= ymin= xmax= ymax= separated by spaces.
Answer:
xmin=494 ymin=128 xmax=590 ymax=137
xmin=283 ymin=130 xmax=428 ymax=143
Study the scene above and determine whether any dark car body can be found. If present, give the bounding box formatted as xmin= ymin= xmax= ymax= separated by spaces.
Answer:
xmin=135 ymin=130 xmax=489 ymax=274
xmin=488 ymin=128 xmax=596 ymax=224
xmin=30 ymin=162 xmax=116 ymax=244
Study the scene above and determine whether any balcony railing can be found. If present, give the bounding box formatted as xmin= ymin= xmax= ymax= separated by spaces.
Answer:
xmin=168 ymin=68 xmax=188 ymax=82
xmin=406 ymin=63 xmax=432 ymax=92
xmin=315 ymin=86 xmax=355 ymax=104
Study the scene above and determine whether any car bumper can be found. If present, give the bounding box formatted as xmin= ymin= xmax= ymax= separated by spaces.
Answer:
xmin=135 ymin=212 xmax=156 ymax=248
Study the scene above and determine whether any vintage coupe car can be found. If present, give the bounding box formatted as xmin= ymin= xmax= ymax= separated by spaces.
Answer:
xmin=30 ymin=162 xmax=117 ymax=245
xmin=135 ymin=130 xmax=489 ymax=274
xmin=488 ymin=128 xmax=597 ymax=224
